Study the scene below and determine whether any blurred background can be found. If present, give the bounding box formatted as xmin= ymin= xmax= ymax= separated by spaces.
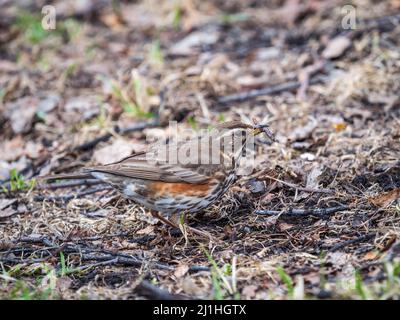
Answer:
xmin=0 ymin=0 xmax=400 ymax=300
xmin=1 ymin=0 xmax=399 ymax=180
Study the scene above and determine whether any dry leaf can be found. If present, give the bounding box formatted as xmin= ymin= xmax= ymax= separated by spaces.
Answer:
xmin=0 ymin=137 xmax=25 ymax=161
xmin=255 ymin=47 xmax=280 ymax=60
xmin=263 ymin=215 xmax=279 ymax=227
xmin=54 ymin=0 xmax=93 ymax=17
xmin=289 ymin=117 xmax=317 ymax=141
xmin=24 ymin=141 xmax=43 ymax=159
xmin=121 ymin=2 xmax=173 ymax=30
xmin=0 ymin=161 xmax=12 ymax=180
xmin=38 ymin=93 xmax=60 ymax=114
xmin=297 ymin=59 xmax=325 ymax=101
xmin=369 ymin=189 xmax=400 ymax=207
xmin=174 ymin=264 xmax=189 ymax=279
xmin=362 ymin=251 xmax=379 ymax=261
xmin=64 ymin=96 xmax=100 ymax=121
xmin=56 ymin=276 xmax=72 ymax=293
xmin=136 ymin=225 xmax=154 ymax=235
xmin=223 ymin=224 xmax=235 ymax=237
xmin=236 ymin=75 xmax=267 ymax=89
xmin=247 ymin=179 xmax=266 ymax=194
xmin=5 ymin=96 xmax=38 ymax=134
xmin=0 ymin=199 xmax=23 ymax=219
xmin=169 ymin=29 xmax=218 ymax=56
xmin=278 ymin=222 xmax=294 ymax=231
xmin=322 ymin=36 xmax=351 ymax=60
xmin=391 ymin=0 xmax=400 ymax=9
xmin=242 ymin=285 xmax=258 ymax=299
xmin=0 ymin=199 xmax=17 ymax=210
xmin=326 ymin=251 xmax=350 ymax=267
xmin=277 ymin=0 xmax=304 ymax=27
xmin=100 ymin=13 xmax=125 ymax=30
xmin=261 ymin=192 xmax=276 ymax=204
xmin=306 ymin=164 xmax=323 ymax=190
xmin=85 ymin=209 xmax=109 ymax=218
xmin=0 ymin=207 xmax=18 ymax=219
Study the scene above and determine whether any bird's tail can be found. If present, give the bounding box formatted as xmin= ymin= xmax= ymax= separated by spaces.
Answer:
xmin=39 ymin=172 xmax=93 ymax=182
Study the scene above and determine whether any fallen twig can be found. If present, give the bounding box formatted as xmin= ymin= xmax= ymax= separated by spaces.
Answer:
xmin=0 ymin=257 xmax=50 ymax=264
xmin=217 ymin=77 xmax=322 ymax=105
xmin=37 ymin=179 xmax=104 ymax=190
xmin=255 ymin=205 xmax=349 ymax=217
xmin=18 ymin=235 xmax=55 ymax=247
xmin=188 ymin=265 xmax=210 ymax=272
xmin=4 ymin=235 xmax=211 ymax=273
xmin=1 ymin=240 xmax=174 ymax=271
xmin=62 ymin=245 xmax=174 ymax=271
xmin=329 ymin=233 xmax=376 ymax=252
xmin=80 ymin=254 xmax=144 ymax=268
xmin=71 ymin=258 xmax=120 ymax=272
xmin=297 ymin=59 xmax=326 ymax=101
xmin=33 ymin=186 xmax=113 ymax=202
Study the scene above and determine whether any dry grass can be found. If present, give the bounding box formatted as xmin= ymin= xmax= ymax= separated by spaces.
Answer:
xmin=1 ymin=0 xmax=400 ymax=300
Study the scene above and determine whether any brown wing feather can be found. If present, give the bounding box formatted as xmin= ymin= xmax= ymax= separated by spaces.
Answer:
xmin=86 ymin=159 xmax=211 ymax=184
xmin=49 ymin=122 xmax=245 ymax=184
xmin=84 ymin=137 xmax=217 ymax=183
xmin=40 ymin=173 xmax=93 ymax=181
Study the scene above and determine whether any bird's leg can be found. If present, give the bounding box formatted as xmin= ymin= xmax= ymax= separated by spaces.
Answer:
xmin=174 ymin=212 xmax=214 ymax=240
xmin=151 ymin=211 xmax=179 ymax=229
xmin=151 ymin=211 xmax=213 ymax=240
xmin=172 ymin=212 xmax=189 ymax=245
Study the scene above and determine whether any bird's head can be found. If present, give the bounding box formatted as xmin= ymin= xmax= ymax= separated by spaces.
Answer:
xmin=214 ymin=120 xmax=275 ymax=143
xmin=207 ymin=120 xmax=276 ymax=170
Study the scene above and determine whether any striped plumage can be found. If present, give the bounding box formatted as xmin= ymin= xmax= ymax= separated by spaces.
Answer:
xmin=43 ymin=121 xmax=274 ymax=234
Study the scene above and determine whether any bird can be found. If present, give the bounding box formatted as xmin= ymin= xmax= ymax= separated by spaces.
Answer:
xmin=42 ymin=121 xmax=275 ymax=237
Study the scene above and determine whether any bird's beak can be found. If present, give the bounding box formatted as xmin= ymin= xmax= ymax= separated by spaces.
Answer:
xmin=253 ymin=125 xmax=276 ymax=142
xmin=252 ymin=127 xmax=264 ymax=136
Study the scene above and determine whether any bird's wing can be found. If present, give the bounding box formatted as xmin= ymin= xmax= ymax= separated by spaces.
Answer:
xmin=86 ymin=153 xmax=211 ymax=184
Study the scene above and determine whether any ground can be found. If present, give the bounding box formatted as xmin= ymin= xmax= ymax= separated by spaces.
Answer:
xmin=0 ymin=0 xmax=400 ymax=300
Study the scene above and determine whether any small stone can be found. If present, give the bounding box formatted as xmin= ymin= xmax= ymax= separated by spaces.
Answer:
xmin=300 ymin=153 xmax=316 ymax=161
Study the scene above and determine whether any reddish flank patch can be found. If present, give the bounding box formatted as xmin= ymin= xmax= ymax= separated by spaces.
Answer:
xmin=149 ymin=181 xmax=211 ymax=196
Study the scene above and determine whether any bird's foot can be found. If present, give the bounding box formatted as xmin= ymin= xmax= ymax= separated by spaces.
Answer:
xmin=151 ymin=211 xmax=214 ymax=240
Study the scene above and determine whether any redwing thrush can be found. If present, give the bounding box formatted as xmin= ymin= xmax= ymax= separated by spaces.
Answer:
xmin=43 ymin=121 xmax=275 ymax=236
